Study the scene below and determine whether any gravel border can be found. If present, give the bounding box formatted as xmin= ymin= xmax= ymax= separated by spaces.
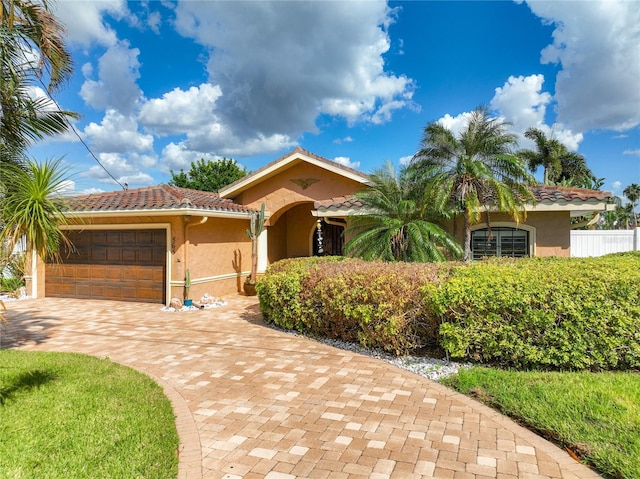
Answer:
xmin=267 ymin=324 xmax=470 ymax=382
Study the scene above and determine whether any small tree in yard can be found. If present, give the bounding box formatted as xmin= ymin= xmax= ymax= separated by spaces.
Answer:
xmin=169 ymin=158 xmax=247 ymax=192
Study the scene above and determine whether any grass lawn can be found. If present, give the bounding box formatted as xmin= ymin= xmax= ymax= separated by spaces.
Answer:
xmin=443 ymin=367 xmax=640 ymax=479
xmin=0 ymin=350 xmax=179 ymax=478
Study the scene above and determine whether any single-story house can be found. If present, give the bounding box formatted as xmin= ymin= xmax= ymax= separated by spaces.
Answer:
xmin=26 ymin=147 xmax=614 ymax=304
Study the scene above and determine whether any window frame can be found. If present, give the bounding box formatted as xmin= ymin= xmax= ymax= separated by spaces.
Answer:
xmin=470 ymin=222 xmax=536 ymax=259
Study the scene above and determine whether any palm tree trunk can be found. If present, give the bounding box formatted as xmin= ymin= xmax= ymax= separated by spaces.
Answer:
xmin=463 ymin=213 xmax=472 ymax=262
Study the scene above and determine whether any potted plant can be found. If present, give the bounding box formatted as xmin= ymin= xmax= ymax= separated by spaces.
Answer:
xmin=184 ymin=269 xmax=193 ymax=306
xmin=244 ymin=203 xmax=265 ymax=296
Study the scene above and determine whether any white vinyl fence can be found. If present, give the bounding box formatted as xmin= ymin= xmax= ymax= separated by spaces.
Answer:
xmin=571 ymin=227 xmax=640 ymax=257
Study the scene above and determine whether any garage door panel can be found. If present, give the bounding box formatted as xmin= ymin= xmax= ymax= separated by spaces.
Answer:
xmin=46 ymin=229 xmax=166 ymax=303
xmin=122 ymin=249 xmax=136 ymax=262
xmin=74 ymin=266 xmax=89 ymax=280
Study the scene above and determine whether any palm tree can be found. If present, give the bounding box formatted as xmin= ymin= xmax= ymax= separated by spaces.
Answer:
xmin=623 ymin=183 xmax=640 ymax=226
xmin=0 ymin=158 xmax=72 ymax=260
xmin=410 ymin=107 xmax=536 ymax=261
xmin=518 ymin=128 xmax=563 ymax=184
xmin=518 ymin=128 xmax=595 ymax=187
xmin=345 ymin=161 xmax=463 ymax=262
xmin=0 ymin=0 xmax=76 ymax=166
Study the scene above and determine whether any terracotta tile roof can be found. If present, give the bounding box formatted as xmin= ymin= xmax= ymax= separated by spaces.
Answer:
xmin=66 ymin=184 xmax=251 ymax=213
xmin=530 ymin=184 xmax=611 ymax=202
xmin=315 ymin=185 xmax=612 ymax=213
xmin=314 ymin=196 xmax=366 ymax=211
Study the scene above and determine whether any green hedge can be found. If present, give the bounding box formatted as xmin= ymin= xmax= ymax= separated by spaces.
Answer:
xmin=257 ymin=253 xmax=640 ymax=370
xmin=257 ymin=257 xmax=447 ymax=355
xmin=427 ymin=253 xmax=640 ymax=370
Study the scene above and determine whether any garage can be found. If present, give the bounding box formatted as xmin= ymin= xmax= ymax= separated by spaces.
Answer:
xmin=45 ymin=229 xmax=167 ymax=303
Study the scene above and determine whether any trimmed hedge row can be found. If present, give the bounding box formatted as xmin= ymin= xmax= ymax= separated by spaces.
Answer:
xmin=428 ymin=253 xmax=640 ymax=370
xmin=257 ymin=253 xmax=640 ymax=370
xmin=257 ymin=257 xmax=448 ymax=355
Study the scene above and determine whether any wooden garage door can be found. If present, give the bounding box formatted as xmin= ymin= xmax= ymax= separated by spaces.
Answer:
xmin=45 ymin=229 xmax=166 ymax=303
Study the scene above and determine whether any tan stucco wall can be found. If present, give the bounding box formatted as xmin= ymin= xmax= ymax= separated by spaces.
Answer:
xmin=449 ymin=211 xmax=571 ymax=257
xmin=184 ymin=217 xmax=250 ymax=299
xmin=232 ymin=162 xmax=365 ymax=265
xmin=268 ymin=214 xmax=288 ymax=264
xmin=233 ymin=162 xmax=365 ymax=213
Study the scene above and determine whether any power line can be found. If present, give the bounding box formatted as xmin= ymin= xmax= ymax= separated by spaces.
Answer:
xmin=36 ymin=79 xmax=126 ymax=190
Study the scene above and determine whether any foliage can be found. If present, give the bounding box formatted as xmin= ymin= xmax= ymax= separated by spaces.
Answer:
xmin=1 ymin=274 xmax=23 ymax=293
xmin=0 ymin=0 xmax=77 ymax=167
xmin=257 ymin=257 xmax=450 ymax=355
xmin=345 ymin=161 xmax=462 ymax=262
xmin=410 ymin=106 xmax=536 ymax=261
xmin=518 ymin=128 xmax=595 ymax=187
xmin=245 ymin=202 xmax=265 ymax=285
xmin=169 ymin=157 xmax=247 ymax=192
xmin=597 ymin=195 xmax=635 ymax=230
xmin=427 ymin=253 xmax=640 ymax=370
xmin=0 ymin=350 xmax=179 ymax=478
xmin=0 ymin=159 xmax=73 ymax=260
xmin=444 ymin=368 xmax=640 ymax=479
xmin=623 ymin=183 xmax=639 ymax=226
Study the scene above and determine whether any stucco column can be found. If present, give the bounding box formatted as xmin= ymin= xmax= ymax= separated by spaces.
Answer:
xmin=258 ymin=228 xmax=268 ymax=273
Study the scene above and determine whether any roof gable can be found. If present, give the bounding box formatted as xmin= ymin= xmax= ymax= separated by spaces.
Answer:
xmin=218 ymin=147 xmax=371 ymax=199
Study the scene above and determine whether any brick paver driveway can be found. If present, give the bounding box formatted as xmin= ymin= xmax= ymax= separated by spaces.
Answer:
xmin=3 ymin=296 xmax=599 ymax=479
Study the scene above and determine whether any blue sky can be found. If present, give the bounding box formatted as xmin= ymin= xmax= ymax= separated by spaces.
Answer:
xmin=31 ymin=0 xmax=640 ymax=198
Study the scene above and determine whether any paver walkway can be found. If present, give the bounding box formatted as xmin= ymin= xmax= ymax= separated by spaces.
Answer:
xmin=3 ymin=296 xmax=600 ymax=479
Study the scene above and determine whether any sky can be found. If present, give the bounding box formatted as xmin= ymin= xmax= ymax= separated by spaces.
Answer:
xmin=29 ymin=0 xmax=640 ymax=199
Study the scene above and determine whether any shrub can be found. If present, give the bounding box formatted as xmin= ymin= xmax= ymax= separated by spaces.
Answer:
xmin=257 ymin=257 xmax=448 ymax=355
xmin=427 ymin=254 xmax=640 ymax=370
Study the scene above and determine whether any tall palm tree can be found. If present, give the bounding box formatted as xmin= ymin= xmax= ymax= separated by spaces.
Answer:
xmin=0 ymin=0 xmax=76 ymax=166
xmin=345 ymin=161 xmax=463 ymax=262
xmin=623 ymin=183 xmax=640 ymax=227
xmin=0 ymin=158 xmax=72 ymax=260
xmin=518 ymin=128 xmax=562 ymax=184
xmin=518 ymin=128 xmax=594 ymax=187
xmin=410 ymin=106 xmax=536 ymax=261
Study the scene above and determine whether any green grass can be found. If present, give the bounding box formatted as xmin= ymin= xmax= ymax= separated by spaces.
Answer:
xmin=0 ymin=350 xmax=179 ymax=478
xmin=443 ymin=367 xmax=640 ymax=479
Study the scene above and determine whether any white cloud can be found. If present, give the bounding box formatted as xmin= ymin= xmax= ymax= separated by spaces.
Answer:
xmin=84 ymin=152 xmax=155 ymax=187
xmin=437 ymin=111 xmax=473 ymax=138
xmin=160 ymin=143 xmax=223 ymax=172
xmin=84 ymin=110 xmax=153 ymax=154
xmin=623 ymin=149 xmax=640 ymax=156
xmin=490 ymin=74 xmax=583 ymax=151
xmin=612 ymin=180 xmax=622 ymax=190
xmin=80 ymin=42 xmax=142 ymax=114
xmin=525 ymin=0 xmax=640 ymax=132
xmin=138 ymin=84 xmax=223 ymax=136
xmin=173 ymin=1 xmax=415 ymax=139
xmin=333 ymin=136 xmax=354 ymax=144
xmin=399 ymin=155 xmax=413 ymax=166
xmin=333 ymin=156 xmax=361 ymax=169
xmin=54 ymin=1 xmax=127 ymax=47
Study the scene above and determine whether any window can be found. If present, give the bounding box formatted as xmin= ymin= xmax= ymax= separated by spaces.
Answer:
xmin=471 ymin=227 xmax=529 ymax=259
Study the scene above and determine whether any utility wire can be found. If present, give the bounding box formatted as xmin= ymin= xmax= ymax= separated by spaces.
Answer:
xmin=16 ymin=39 xmax=126 ymax=190
xmin=37 ymin=79 xmax=126 ymax=190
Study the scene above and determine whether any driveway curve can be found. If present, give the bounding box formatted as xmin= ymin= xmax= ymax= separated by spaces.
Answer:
xmin=4 ymin=296 xmax=600 ymax=479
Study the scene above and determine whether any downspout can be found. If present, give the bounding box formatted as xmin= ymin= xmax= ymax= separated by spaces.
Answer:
xmin=183 ymin=216 xmax=208 ymax=298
